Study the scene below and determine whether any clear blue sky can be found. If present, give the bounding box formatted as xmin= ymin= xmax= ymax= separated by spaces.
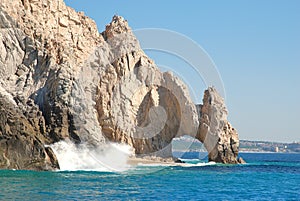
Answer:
xmin=65 ymin=0 xmax=300 ymax=143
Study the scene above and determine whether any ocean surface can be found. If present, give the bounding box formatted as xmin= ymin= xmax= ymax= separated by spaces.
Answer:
xmin=0 ymin=153 xmax=299 ymax=200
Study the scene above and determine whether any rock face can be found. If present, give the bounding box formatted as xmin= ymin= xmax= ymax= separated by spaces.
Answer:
xmin=0 ymin=0 xmax=102 ymax=170
xmin=0 ymin=0 xmax=241 ymax=170
xmin=0 ymin=92 xmax=59 ymax=170
xmin=197 ymin=88 xmax=239 ymax=163
xmin=74 ymin=15 xmax=199 ymax=157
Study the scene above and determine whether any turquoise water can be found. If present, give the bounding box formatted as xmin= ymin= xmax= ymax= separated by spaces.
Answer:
xmin=0 ymin=153 xmax=299 ymax=200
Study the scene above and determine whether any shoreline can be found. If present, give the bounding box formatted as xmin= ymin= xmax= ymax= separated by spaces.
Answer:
xmin=127 ymin=156 xmax=179 ymax=166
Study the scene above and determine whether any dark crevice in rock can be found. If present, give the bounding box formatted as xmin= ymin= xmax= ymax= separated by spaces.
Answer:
xmin=67 ymin=112 xmax=81 ymax=144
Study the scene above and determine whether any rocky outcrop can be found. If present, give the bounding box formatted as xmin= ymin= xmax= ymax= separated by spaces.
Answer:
xmin=197 ymin=88 xmax=240 ymax=164
xmin=0 ymin=0 xmax=104 ymax=170
xmin=0 ymin=92 xmax=59 ymax=170
xmin=0 ymin=0 xmax=242 ymax=170
xmin=90 ymin=16 xmax=199 ymax=157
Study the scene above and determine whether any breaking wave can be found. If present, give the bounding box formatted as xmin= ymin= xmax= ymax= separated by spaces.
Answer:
xmin=50 ymin=140 xmax=134 ymax=172
xmin=49 ymin=140 xmax=216 ymax=173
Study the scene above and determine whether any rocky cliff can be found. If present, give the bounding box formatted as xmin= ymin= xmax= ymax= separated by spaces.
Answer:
xmin=0 ymin=0 xmax=241 ymax=170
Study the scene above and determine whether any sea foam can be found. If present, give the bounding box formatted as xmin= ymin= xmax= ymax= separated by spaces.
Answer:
xmin=50 ymin=140 xmax=134 ymax=172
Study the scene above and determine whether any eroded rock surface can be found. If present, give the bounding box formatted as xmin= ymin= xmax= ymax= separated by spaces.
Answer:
xmin=0 ymin=0 xmax=105 ymax=169
xmin=197 ymin=87 xmax=240 ymax=164
xmin=0 ymin=0 xmax=242 ymax=170
xmin=0 ymin=92 xmax=59 ymax=170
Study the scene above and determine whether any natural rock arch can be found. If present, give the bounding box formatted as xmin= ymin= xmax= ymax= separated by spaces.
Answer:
xmin=0 ymin=0 xmax=242 ymax=170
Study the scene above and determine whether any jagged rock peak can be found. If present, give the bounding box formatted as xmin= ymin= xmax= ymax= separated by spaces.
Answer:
xmin=104 ymin=15 xmax=131 ymax=39
xmin=0 ymin=0 xmax=103 ymax=65
xmin=204 ymin=87 xmax=227 ymax=113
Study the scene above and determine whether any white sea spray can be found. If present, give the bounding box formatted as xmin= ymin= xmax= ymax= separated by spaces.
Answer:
xmin=50 ymin=140 xmax=134 ymax=172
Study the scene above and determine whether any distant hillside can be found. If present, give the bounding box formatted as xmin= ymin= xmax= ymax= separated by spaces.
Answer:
xmin=172 ymin=136 xmax=300 ymax=153
xmin=239 ymin=140 xmax=300 ymax=153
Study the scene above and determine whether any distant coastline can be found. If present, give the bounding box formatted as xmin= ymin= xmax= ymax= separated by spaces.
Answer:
xmin=172 ymin=137 xmax=300 ymax=153
xmin=239 ymin=140 xmax=300 ymax=153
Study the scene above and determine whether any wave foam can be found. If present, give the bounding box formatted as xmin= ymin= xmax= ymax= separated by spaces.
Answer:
xmin=50 ymin=140 xmax=134 ymax=172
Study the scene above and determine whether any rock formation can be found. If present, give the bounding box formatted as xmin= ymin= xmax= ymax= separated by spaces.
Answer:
xmin=197 ymin=88 xmax=239 ymax=163
xmin=0 ymin=0 xmax=242 ymax=170
xmin=0 ymin=0 xmax=102 ymax=170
